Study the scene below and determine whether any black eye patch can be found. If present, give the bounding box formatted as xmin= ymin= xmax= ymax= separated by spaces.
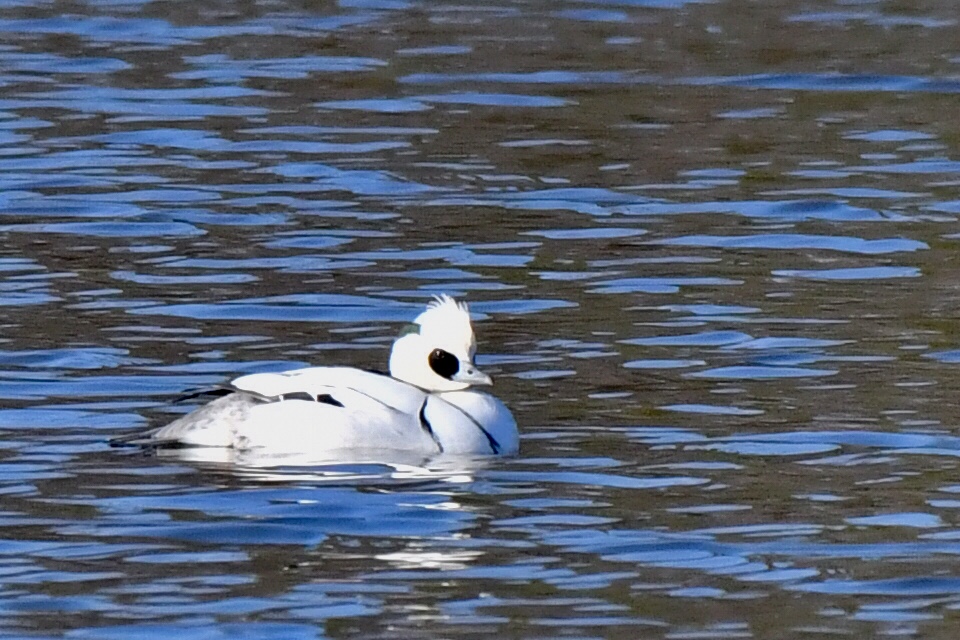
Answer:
xmin=428 ymin=349 xmax=460 ymax=379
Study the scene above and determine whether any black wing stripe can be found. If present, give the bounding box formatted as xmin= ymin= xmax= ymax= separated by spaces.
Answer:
xmin=264 ymin=386 xmax=399 ymax=411
xmin=108 ymin=429 xmax=197 ymax=450
xmin=445 ymin=402 xmax=501 ymax=454
xmin=279 ymin=391 xmax=316 ymax=402
xmin=337 ymin=386 xmax=407 ymax=415
xmin=177 ymin=385 xmax=282 ymax=405
xmin=175 ymin=386 xmax=236 ymax=403
xmin=316 ymin=393 xmax=344 ymax=408
xmin=275 ymin=392 xmax=346 ymax=407
xmin=418 ymin=399 xmax=444 ymax=454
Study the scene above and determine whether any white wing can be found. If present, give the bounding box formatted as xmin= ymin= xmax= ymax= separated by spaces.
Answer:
xmin=144 ymin=366 xmax=439 ymax=453
xmin=128 ymin=366 xmax=517 ymax=457
xmin=232 ymin=367 xmax=426 ymax=415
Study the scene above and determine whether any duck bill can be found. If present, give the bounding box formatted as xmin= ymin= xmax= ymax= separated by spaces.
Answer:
xmin=452 ymin=366 xmax=493 ymax=386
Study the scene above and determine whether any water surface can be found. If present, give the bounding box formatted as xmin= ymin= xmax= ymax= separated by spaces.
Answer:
xmin=0 ymin=0 xmax=959 ymax=637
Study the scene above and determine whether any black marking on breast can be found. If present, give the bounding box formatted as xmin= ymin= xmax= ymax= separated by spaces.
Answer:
xmin=418 ymin=399 xmax=444 ymax=453
xmin=446 ymin=402 xmax=501 ymax=455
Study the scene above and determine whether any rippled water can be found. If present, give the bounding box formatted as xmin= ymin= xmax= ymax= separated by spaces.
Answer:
xmin=2 ymin=0 xmax=960 ymax=637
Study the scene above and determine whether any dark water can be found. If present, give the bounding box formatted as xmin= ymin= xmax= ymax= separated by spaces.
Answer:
xmin=1 ymin=0 xmax=960 ymax=637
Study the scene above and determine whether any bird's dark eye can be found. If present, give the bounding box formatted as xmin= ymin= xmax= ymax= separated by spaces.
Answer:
xmin=428 ymin=349 xmax=460 ymax=379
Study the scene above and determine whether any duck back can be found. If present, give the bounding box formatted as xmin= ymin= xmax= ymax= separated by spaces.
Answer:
xmin=131 ymin=367 xmax=517 ymax=456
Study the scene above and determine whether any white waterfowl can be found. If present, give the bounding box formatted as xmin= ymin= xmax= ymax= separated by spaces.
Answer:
xmin=113 ymin=296 xmax=518 ymax=457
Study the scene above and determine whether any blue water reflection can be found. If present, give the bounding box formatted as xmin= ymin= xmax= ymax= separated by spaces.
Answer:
xmin=0 ymin=0 xmax=956 ymax=636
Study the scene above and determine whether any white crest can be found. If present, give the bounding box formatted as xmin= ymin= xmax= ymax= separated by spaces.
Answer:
xmin=389 ymin=295 xmax=491 ymax=391
xmin=415 ymin=294 xmax=476 ymax=354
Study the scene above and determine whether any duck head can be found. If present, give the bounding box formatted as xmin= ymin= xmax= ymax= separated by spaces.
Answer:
xmin=389 ymin=295 xmax=493 ymax=392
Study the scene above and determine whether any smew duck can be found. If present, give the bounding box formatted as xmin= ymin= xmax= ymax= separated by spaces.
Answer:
xmin=113 ymin=296 xmax=518 ymax=457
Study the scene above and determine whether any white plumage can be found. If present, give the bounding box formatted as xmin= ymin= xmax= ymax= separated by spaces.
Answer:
xmin=114 ymin=296 xmax=518 ymax=458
